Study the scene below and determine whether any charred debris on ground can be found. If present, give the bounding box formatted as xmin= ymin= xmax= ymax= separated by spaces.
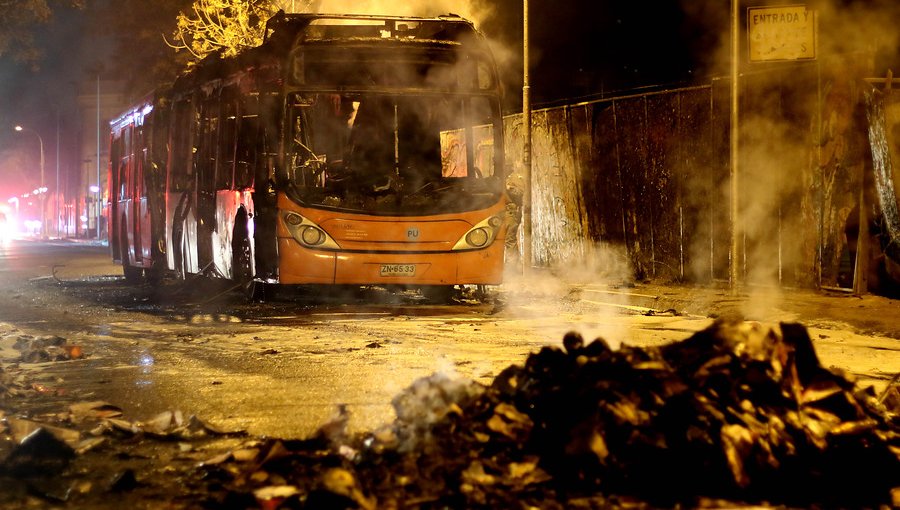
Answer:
xmin=1 ymin=320 xmax=899 ymax=509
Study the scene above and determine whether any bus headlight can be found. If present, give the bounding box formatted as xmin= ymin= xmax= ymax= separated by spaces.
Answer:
xmin=301 ymin=226 xmax=325 ymax=246
xmin=452 ymin=215 xmax=503 ymax=251
xmin=285 ymin=212 xmax=303 ymax=226
xmin=282 ymin=212 xmax=340 ymax=249
xmin=466 ymin=228 xmax=489 ymax=247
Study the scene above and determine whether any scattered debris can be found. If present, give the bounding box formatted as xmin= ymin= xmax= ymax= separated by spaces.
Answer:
xmin=1 ymin=320 xmax=898 ymax=508
xmin=642 ymin=307 xmax=680 ymax=316
xmin=191 ymin=320 xmax=900 ymax=508
xmin=2 ymin=427 xmax=76 ymax=477
xmin=107 ymin=469 xmax=139 ymax=492
xmin=91 ymin=409 xmax=242 ymax=441
xmin=7 ymin=418 xmax=81 ymax=448
xmin=68 ymin=401 xmax=124 ymax=423
xmin=7 ymin=334 xmax=84 ymax=363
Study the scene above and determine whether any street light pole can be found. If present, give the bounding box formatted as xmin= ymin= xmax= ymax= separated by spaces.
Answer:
xmin=96 ymin=75 xmax=101 ymax=240
xmin=522 ymin=0 xmax=532 ymax=275
xmin=15 ymin=125 xmax=46 ymax=239
xmin=730 ymin=0 xmax=740 ymax=293
xmin=56 ymin=111 xmax=60 ymax=238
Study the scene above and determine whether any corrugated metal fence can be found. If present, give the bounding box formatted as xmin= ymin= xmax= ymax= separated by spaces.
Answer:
xmin=504 ymin=59 xmax=868 ymax=288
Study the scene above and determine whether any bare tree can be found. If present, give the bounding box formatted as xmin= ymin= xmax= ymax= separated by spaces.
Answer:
xmin=165 ymin=0 xmax=328 ymax=65
xmin=166 ymin=0 xmax=281 ymax=64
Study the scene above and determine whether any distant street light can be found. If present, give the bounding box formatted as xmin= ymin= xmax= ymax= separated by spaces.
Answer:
xmin=14 ymin=125 xmax=46 ymax=239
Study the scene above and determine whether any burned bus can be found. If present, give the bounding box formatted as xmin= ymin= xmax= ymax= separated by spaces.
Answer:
xmin=108 ymin=13 xmax=508 ymax=298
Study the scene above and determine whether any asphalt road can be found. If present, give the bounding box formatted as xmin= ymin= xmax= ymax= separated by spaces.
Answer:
xmin=1 ymin=238 xmax=898 ymax=440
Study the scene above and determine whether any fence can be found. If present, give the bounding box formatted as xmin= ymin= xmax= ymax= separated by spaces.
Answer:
xmin=506 ymin=55 xmax=878 ymax=290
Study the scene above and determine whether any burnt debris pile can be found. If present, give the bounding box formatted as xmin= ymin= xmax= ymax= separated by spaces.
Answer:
xmin=204 ymin=320 xmax=900 ymax=509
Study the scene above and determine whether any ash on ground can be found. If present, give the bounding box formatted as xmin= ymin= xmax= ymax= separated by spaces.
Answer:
xmin=193 ymin=320 xmax=900 ymax=509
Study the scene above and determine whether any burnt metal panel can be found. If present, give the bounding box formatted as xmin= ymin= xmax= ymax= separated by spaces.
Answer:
xmin=645 ymin=93 xmax=681 ymax=281
xmin=676 ymin=88 xmax=716 ymax=282
xmin=816 ymin=55 xmax=874 ymax=287
xmin=710 ymin=79 xmax=733 ymax=281
xmin=529 ymin=108 xmax=588 ymax=266
xmin=569 ymin=104 xmax=596 ymax=246
xmin=588 ymin=102 xmax=626 ymax=248
xmin=614 ymin=97 xmax=652 ymax=279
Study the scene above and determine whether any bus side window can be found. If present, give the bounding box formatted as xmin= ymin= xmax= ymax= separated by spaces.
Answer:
xmin=197 ymin=98 xmax=220 ymax=192
xmin=123 ymin=125 xmax=133 ymax=198
xmin=169 ymin=100 xmax=195 ymax=191
xmin=235 ymin=94 xmax=258 ymax=190
xmin=259 ymin=91 xmax=281 ymax=185
xmin=118 ymin=158 xmax=127 ymax=200
xmin=111 ymin=134 xmax=124 ymax=201
xmin=218 ymin=98 xmax=237 ymax=190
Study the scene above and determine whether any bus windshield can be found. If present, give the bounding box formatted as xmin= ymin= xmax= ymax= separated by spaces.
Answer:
xmin=283 ymin=91 xmax=501 ymax=215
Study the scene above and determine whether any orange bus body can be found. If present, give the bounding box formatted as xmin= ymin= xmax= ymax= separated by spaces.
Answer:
xmin=107 ymin=13 xmax=508 ymax=294
xmin=276 ymin=194 xmax=507 ymax=285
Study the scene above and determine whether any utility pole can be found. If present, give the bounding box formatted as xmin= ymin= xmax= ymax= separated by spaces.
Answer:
xmin=522 ymin=0 xmax=532 ymax=275
xmin=56 ymin=110 xmax=60 ymax=238
xmin=15 ymin=125 xmax=46 ymax=239
xmin=96 ymin=75 xmax=101 ymax=240
xmin=729 ymin=0 xmax=740 ymax=293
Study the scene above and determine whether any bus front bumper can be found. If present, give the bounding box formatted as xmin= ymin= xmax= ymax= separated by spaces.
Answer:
xmin=277 ymin=239 xmax=504 ymax=286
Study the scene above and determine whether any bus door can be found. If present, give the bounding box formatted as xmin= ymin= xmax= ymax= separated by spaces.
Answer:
xmin=116 ymin=125 xmax=134 ymax=265
xmin=115 ymin=156 xmax=130 ymax=263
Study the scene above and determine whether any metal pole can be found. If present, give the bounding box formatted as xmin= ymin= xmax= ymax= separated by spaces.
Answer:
xmin=56 ymin=110 xmax=60 ymax=238
xmin=729 ymin=0 xmax=740 ymax=292
xmin=39 ymin=135 xmax=45 ymax=239
xmin=96 ymin=75 xmax=101 ymax=240
xmin=15 ymin=126 xmax=45 ymax=238
xmin=522 ymin=0 xmax=533 ymax=275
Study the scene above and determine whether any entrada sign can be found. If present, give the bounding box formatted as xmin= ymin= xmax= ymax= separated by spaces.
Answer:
xmin=748 ymin=5 xmax=817 ymax=62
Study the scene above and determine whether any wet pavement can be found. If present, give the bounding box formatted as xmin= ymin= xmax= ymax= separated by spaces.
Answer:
xmin=0 ymin=238 xmax=898 ymax=508
xmin=0 ymin=238 xmax=898 ymax=439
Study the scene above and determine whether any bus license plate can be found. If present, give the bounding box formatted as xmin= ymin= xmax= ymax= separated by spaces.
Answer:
xmin=380 ymin=264 xmax=416 ymax=277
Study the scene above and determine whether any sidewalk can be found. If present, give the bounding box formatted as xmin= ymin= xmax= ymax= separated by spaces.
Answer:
xmin=503 ymin=269 xmax=900 ymax=340
xmin=595 ymin=281 xmax=900 ymax=339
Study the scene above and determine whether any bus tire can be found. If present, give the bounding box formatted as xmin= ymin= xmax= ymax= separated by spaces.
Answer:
xmin=121 ymin=222 xmax=143 ymax=284
xmin=172 ymin=219 xmax=190 ymax=281
xmin=231 ymin=208 xmax=258 ymax=300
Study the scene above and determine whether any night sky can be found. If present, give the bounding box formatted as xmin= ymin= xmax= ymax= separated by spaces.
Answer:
xmin=0 ymin=0 xmax=709 ymax=199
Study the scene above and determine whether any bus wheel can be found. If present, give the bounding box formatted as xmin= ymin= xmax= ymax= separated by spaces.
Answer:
xmin=231 ymin=220 xmax=260 ymax=301
xmin=121 ymin=223 xmax=143 ymax=284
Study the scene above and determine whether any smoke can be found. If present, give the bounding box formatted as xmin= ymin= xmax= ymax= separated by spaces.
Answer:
xmin=501 ymin=242 xmax=636 ymax=349
xmin=672 ymin=0 xmax=900 ymax=315
xmin=677 ymin=0 xmax=900 ymax=80
xmin=813 ymin=0 xmax=900 ymax=62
